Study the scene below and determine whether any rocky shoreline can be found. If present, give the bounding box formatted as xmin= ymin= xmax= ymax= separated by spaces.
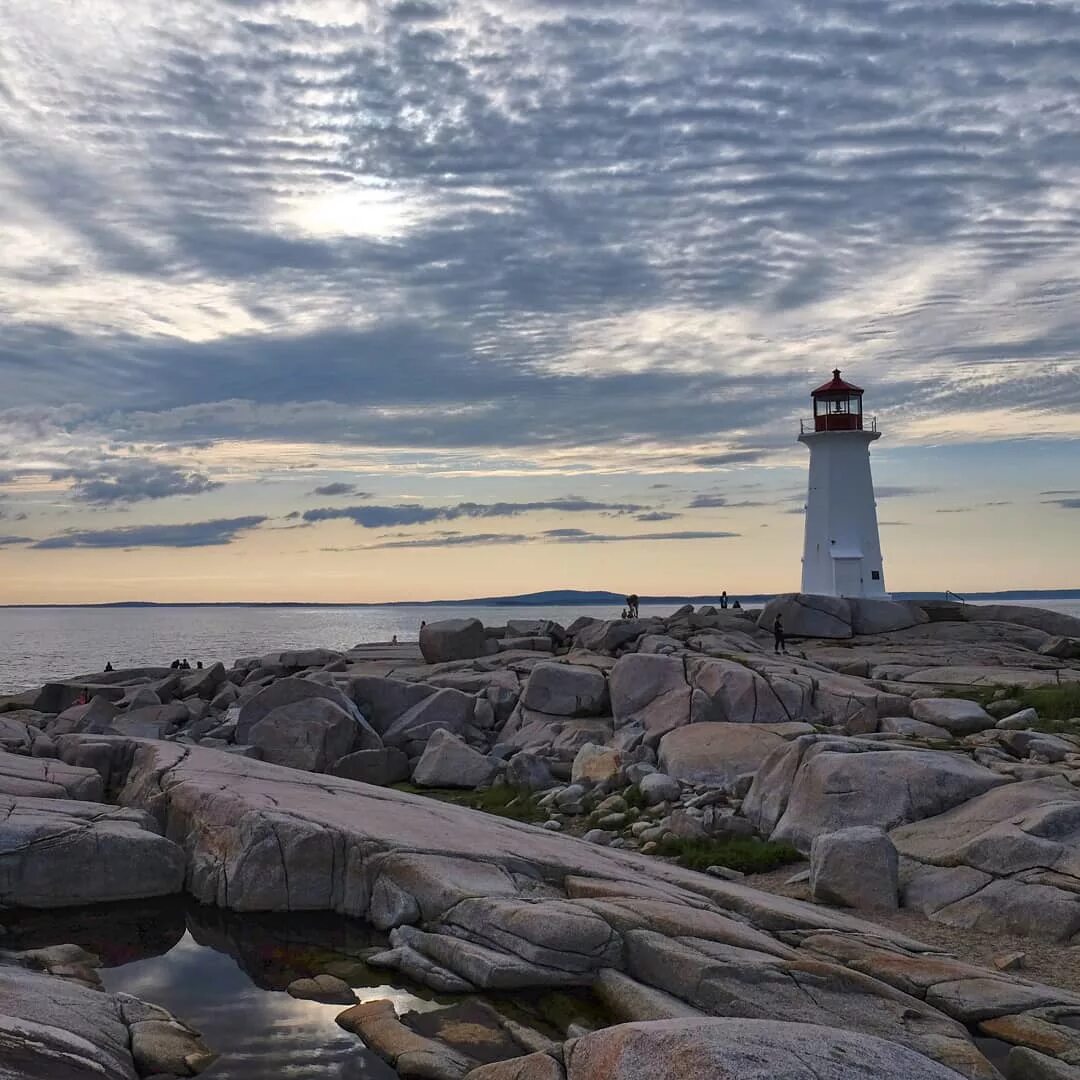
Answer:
xmin=3 ymin=594 xmax=1080 ymax=1078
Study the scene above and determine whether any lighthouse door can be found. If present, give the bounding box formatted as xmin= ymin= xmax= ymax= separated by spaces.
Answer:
xmin=833 ymin=557 xmax=863 ymax=598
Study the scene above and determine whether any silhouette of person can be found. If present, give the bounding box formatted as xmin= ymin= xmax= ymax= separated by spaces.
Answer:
xmin=720 ymin=590 xmax=728 ymax=610
xmin=773 ymin=614 xmax=787 ymax=655
xmin=104 ymin=661 xmax=114 ymax=672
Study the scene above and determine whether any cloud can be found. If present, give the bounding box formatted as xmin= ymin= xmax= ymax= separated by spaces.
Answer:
xmin=310 ymin=482 xmax=368 ymax=497
xmin=634 ymin=511 xmax=681 ymax=522
xmin=302 ymin=498 xmax=647 ymax=529
xmin=546 ymin=530 xmax=739 ymax=544
xmin=32 ymin=516 xmax=266 ymax=549
xmin=1045 ymin=498 xmax=1080 ymax=510
xmin=0 ymin=535 xmax=32 ymax=546
xmin=688 ymin=495 xmax=727 ymax=508
xmin=875 ymin=486 xmax=936 ymax=499
xmin=360 ymin=532 xmax=530 ymax=550
xmin=1041 ymin=490 xmax=1080 ymax=497
xmin=56 ymin=461 xmax=222 ymax=505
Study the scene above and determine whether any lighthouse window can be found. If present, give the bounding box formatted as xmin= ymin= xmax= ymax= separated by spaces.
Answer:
xmin=871 ymin=570 xmax=880 ymax=580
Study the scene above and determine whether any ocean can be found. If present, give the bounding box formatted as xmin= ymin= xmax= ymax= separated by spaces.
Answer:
xmin=1 ymin=597 xmax=1078 ymax=696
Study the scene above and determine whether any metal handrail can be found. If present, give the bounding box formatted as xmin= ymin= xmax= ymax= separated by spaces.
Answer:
xmin=799 ymin=416 xmax=878 ymax=434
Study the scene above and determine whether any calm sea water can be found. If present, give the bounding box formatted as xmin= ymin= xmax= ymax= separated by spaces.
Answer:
xmin=1 ymin=598 xmax=1078 ymax=695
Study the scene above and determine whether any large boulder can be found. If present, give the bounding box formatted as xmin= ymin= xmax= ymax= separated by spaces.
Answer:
xmin=609 ymin=654 xmax=695 ymax=741
xmin=565 ymin=1017 xmax=972 ymax=1079
xmin=657 ymin=723 xmax=790 ymax=791
xmin=413 ymin=729 xmax=496 ymax=788
xmin=331 ymin=747 xmax=411 ymax=786
xmin=382 ymin=688 xmax=476 ymax=748
xmin=236 ymin=677 xmax=375 ymax=743
xmin=521 ymin=663 xmax=608 ymax=717
xmin=0 ymin=793 xmax=185 ymax=907
xmin=810 ymin=826 xmax=899 ymax=911
xmin=911 ymin=698 xmax=994 ymax=735
xmin=758 ymin=595 xmax=853 ymax=639
xmin=48 ymin=695 xmax=120 ymax=736
xmin=574 ymin=619 xmax=657 ymax=654
xmin=850 ymin=598 xmax=929 ymax=636
xmin=686 ymin=657 xmax=790 ymax=724
xmin=348 ymin=676 xmax=437 ymax=735
xmin=745 ymin=737 xmax=1008 ymax=852
xmin=420 ymin=618 xmax=490 ymax=663
xmin=249 ymin=698 xmax=370 ymax=772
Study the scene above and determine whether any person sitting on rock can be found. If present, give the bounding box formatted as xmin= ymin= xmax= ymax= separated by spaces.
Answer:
xmin=732 ymin=599 xmax=742 ymax=610
xmin=170 ymin=659 xmax=181 ymax=669
xmin=104 ymin=661 xmax=114 ymax=672
xmin=773 ymin=614 xmax=787 ymax=654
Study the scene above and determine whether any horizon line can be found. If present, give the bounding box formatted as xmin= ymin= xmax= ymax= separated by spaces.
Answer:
xmin=1 ymin=586 xmax=1078 ymax=610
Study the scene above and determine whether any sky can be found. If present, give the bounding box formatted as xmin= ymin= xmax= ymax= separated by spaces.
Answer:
xmin=0 ymin=0 xmax=1078 ymax=604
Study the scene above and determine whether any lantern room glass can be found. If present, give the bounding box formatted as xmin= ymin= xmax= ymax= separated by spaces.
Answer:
xmin=814 ymin=393 xmax=863 ymax=431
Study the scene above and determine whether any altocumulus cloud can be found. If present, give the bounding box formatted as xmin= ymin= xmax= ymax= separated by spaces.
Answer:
xmin=1 ymin=0 xmax=1079 ymax=489
xmin=310 ymin=483 xmax=369 ymax=498
xmin=33 ymin=517 xmax=267 ymax=549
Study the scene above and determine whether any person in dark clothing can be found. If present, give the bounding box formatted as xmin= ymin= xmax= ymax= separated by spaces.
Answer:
xmin=196 ymin=661 xmax=203 ymax=669
xmin=720 ymin=590 xmax=728 ymax=610
xmin=170 ymin=659 xmax=181 ymax=669
xmin=773 ymin=614 xmax=787 ymax=654
xmin=732 ymin=599 xmax=742 ymax=610
xmin=104 ymin=661 xmax=114 ymax=672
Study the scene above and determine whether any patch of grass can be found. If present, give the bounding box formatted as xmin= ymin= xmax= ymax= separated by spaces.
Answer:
xmin=392 ymin=782 xmax=547 ymax=823
xmin=621 ymin=785 xmax=647 ymax=812
xmin=1015 ymin=684 xmax=1080 ymax=733
xmin=654 ymin=836 xmax=801 ymax=875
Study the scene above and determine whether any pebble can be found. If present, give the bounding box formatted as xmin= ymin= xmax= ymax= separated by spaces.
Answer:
xmin=583 ymin=829 xmax=615 ymax=846
xmin=542 ymin=819 xmax=563 ymax=831
xmin=598 ymin=812 xmax=627 ymax=828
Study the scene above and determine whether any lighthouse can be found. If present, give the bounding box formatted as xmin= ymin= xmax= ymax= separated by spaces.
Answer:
xmin=798 ymin=370 xmax=887 ymax=598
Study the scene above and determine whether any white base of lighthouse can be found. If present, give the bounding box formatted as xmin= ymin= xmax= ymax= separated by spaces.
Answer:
xmin=799 ymin=429 xmax=888 ymax=599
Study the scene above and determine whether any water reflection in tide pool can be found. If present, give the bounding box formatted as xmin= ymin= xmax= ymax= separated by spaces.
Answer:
xmin=4 ymin=898 xmax=448 ymax=1079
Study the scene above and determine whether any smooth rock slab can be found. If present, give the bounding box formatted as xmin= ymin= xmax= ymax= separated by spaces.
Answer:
xmin=565 ymin=1017 xmax=972 ymax=1079
xmin=0 ymin=794 xmax=185 ymax=907
xmin=0 ymin=964 xmax=137 ymax=1079
xmin=0 ymin=749 xmax=104 ymax=801
xmin=236 ymin=677 xmax=375 ymax=743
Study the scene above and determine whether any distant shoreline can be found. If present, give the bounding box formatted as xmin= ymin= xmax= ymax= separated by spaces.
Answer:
xmin=1 ymin=588 xmax=1078 ymax=610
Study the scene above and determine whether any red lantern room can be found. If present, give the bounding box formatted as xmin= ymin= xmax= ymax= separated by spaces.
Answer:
xmin=811 ymin=369 xmax=864 ymax=432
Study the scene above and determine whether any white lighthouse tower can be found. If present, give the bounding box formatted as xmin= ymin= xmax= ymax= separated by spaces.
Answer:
xmin=799 ymin=370 xmax=887 ymax=598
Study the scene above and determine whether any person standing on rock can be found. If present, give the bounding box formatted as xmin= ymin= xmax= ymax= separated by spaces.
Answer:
xmin=773 ymin=614 xmax=787 ymax=654
xmin=720 ymin=590 xmax=728 ymax=609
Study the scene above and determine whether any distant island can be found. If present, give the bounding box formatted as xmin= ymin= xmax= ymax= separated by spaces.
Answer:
xmin=2 ymin=587 xmax=1078 ymax=609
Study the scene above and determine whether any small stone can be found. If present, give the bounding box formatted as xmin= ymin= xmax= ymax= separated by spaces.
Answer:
xmin=785 ymin=868 xmax=811 ymax=885
xmin=598 ymin=812 xmax=627 ymax=828
xmin=596 ymin=794 xmax=628 ymax=814
xmin=542 ymin=819 xmax=563 ymax=832
xmin=639 ymin=772 xmax=681 ymax=805
xmin=287 ymin=974 xmax=358 ymax=1004
xmin=996 ymin=708 xmax=1039 ymax=730
xmin=583 ymin=829 xmax=615 ymax=846
xmin=993 ymin=951 xmax=1026 ymax=972
xmin=706 ymin=865 xmax=745 ymax=881
xmin=641 ymin=841 xmax=658 ymax=854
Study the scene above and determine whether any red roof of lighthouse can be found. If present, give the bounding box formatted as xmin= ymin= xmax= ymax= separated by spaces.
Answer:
xmin=811 ymin=368 xmax=863 ymax=395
